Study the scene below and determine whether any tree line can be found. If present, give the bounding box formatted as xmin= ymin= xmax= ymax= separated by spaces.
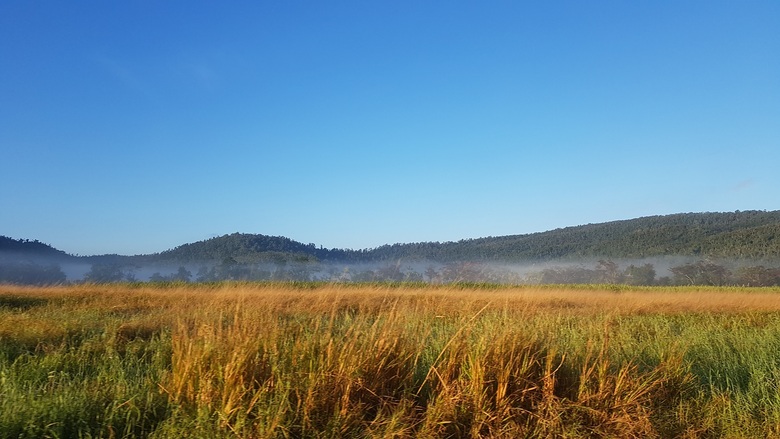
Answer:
xmin=135 ymin=211 xmax=780 ymax=263
xmin=5 ymin=258 xmax=780 ymax=287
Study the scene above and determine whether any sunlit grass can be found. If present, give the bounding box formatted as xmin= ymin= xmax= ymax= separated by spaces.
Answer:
xmin=3 ymin=282 xmax=780 ymax=437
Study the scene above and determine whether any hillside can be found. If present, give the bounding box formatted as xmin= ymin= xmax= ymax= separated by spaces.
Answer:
xmin=4 ymin=211 xmax=780 ymax=285
xmin=3 ymin=210 xmax=780 ymax=265
xmin=145 ymin=210 xmax=780 ymax=263
xmin=0 ymin=236 xmax=71 ymax=261
xmin=364 ymin=210 xmax=780 ymax=262
xmin=0 ymin=237 xmax=70 ymax=284
xmin=154 ymin=233 xmax=351 ymax=263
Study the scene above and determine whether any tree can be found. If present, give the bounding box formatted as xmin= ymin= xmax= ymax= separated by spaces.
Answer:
xmin=734 ymin=265 xmax=780 ymax=287
xmin=0 ymin=262 xmax=66 ymax=285
xmin=196 ymin=266 xmax=216 ymax=282
xmin=596 ymin=260 xmax=622 ymax=284
xmin=623 ymin=264 xmax=656 ymax=285
xmin=216 ymin=257 xmax=251 ymax=280
xmin=375 ymin=262 xmax=405 ymax=282
xmin=171 ymin=266 xmax=192 ymax=282
xmin=424 ymin=266 xmax=441 ymax=283
xmin=539 ymin=265 xmax=598 ymax=284
xmin=84 ymin=263 xmax=125 ymax=283
xmin=670 ymin=260 xmax=730 ymax=286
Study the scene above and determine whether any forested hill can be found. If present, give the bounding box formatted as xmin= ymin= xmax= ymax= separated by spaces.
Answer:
xmin=150 ymin=210 xmax=780 ymax=263
xmin=154 ymin=233 xmax=353 ymax=263
xmin=4 ymin=210 xmax=780 ymax=264
xmin=364 ymin=210 xmax=780 ymax=261
xmin=0 ymin=236 xmax=71 ymax=260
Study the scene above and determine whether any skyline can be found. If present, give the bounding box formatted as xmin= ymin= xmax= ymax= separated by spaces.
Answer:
xmin=2 ymin=1 xmax=779 ymax=256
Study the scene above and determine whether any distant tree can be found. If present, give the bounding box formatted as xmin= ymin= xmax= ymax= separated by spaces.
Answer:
xmin=84 ymin=263 xmax=125 ymax=283
xmin=278 ymin=263 xmax=312 ymax=281
xmin=424 ymin=266 xmax=441 ymax=283
xmin=216 ymin=257 xmax=251 ymax=280
xmin=196 ymin=266 xmax=216 ymax=282
xmin=441 ymin=262 xmax=486 ymax=283
xmin=271 ymin=260 xmax=288 ymax=281
xmin=670 ymin=260 xmax=730 ymax=286
xmin=171 ymin=266 xmax=192 ymax=282
xmin=0 ymin=262 xmax=66 ymax=285
xmin=539 ymin=265 xmax=598 ymax=284
xmin=734 ymin=265 xmax=780 ymax=287
xmin=623 ymin=264 xmax=656 ymax=285
xmin=375 ymin=262 xmax=405 ymax=282
xmin=43 ymin=264 xmax=68 ymax=284
xmin=321 ymin=266 xmax=350 ymax=282
xmin=596 ymin=260 xmax=622 ymax=284
xmin=351 ymin=268 xmax=377 ymax=282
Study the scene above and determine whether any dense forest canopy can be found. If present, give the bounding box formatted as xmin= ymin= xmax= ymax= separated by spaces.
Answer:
xmin=148 ymin=211 xmax=780 ymax=263
xmin=0 ymin=236 xmax=70 ymax=259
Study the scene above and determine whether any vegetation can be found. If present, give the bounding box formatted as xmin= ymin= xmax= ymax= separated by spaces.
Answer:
xmin=3 ymin=210 xmax=780 ymax=285
xmin=360 ymin=210 xmax=780 ymax=261
xmin=154 ymin=234 xmax=337 ymax=263
xmin=4 ymin=282 xmax=780 ymax=437
xmin=6 ymin=211 xmax=780 ymax=264
xmin=0 ymin=261 xmax=66 ymax=285
xmin=0 ymin=236 xmax=69 ymax=258
xmin=151 ymin=211 xmax=780 ymax=263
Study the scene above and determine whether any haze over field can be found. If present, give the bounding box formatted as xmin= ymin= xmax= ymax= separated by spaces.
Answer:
xmin=1 ymin=2 xmax=778 ymax=256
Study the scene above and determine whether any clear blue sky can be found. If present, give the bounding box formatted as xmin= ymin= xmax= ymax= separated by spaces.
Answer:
xmin=2 ymin=1 xmax=778 ymax=256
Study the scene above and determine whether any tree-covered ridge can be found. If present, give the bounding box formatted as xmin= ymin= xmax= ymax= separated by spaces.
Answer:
xmin=114 ymin=210 xmax=780 ymax=265
xmin=0 ymin=236 xmax=70 ymax=259
xmin=3 ymin=211 xmax=780 ymax=285
xmin=700 ymin=223 xmax=780 ymax=258
xmin=361 ymin=211 xmax=780 ymax=261
xmin=154 ymin=233 xmax=353 ymax=263
xmin=0 ymin=237 xmax=69 ymax=285
xmin=3 ymin=211 xmax=780 ymax=264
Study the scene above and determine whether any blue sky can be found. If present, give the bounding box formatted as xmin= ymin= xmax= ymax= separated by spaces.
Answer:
xmin=2 ymin=1 xmax=778 ymax=256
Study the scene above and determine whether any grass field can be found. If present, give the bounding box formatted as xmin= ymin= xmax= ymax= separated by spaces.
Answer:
xmin=3 ymin=282 xmax=780 ymax=438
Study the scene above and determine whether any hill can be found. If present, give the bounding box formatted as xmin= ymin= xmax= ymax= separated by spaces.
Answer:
xmin=0 ymin=237 xmax=70 ymax=284
xmin=153 ymin=233 xmax=351 ymax=263
xmin=3 ymin=210 xmax=780 ymax=265
xmin=0 ymin=236 xmax=71 ymax=261
xmin=364 ymin=210 xmax=780 ymax=262
xmin=145 ymin=210 xmax=780 ymax=263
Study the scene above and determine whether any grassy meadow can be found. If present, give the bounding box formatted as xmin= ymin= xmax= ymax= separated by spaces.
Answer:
xmin=3 ymin=283 xmax=780 ymax=438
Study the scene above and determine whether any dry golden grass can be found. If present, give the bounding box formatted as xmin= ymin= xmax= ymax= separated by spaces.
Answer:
xmin=5 ymin=282 xmax=780 ymax=316
xmin=4 ymin=282 xmax=780 ymax=438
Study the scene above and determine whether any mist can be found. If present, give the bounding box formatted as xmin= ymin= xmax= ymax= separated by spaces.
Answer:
xmin=3 ymin=255 xmax=778 ymax=287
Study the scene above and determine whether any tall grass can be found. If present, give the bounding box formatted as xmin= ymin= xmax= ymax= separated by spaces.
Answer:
xmin=3 ymin=283 xmax=780 ymax=437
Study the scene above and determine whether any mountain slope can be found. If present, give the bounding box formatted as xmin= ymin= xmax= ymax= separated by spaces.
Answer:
xmin=145 ymin=210 xmax=780 ymax=263
xmin=154 ymin=233 xmax=351 ymax=263
xmin=360 ymin=211 xmax=780 ymax=261
xmin=4 ymin=210 xmax=780 ymax=264
xmin=0 ymin=236 xmax=71 ymax=261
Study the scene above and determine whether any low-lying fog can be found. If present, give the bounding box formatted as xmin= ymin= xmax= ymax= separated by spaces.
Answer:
xmin=3 ymin=254 xmax=780 ymax=286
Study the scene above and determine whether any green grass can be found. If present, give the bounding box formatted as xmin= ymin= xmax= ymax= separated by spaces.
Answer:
xmin=3 ymin=283 xmax=780 ymax=437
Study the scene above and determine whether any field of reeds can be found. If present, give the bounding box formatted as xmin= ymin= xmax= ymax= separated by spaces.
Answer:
xmin=3 ymin=282 xmax=780 ymax=438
